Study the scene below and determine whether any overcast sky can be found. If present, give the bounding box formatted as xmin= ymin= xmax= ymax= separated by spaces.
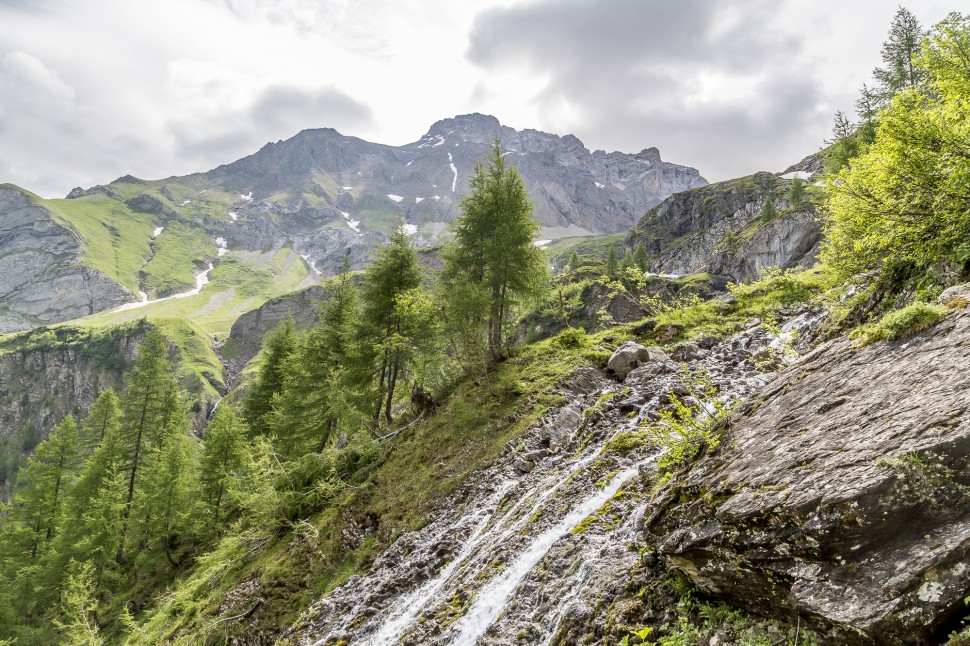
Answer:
xmin=0 ymin=0 xmax=955 ymax=197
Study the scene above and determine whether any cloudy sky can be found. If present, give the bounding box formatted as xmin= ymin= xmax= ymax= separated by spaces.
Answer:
xmin=0 ymin=0 xmax=955 ymax=197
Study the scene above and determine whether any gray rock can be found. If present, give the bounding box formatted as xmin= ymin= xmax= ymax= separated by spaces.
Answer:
xmin=938 ymin=282 xmax=970 ymax=306
xmin=626 ymin=171 xmax=821 ymax=281
xmin=0 ymin=187 xmax=134 ymax=333
xmin=646 ymin=310 xmax=970 ymax=644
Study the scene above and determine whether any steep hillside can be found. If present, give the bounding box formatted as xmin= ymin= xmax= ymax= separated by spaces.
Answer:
xmin=0 ymin=186 xmax=134 ymax=332
xmin=625 ymin=170 xmax=822 ymax=281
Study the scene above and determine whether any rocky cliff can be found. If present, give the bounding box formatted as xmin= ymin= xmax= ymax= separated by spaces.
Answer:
xmin=0 ymin=186 xmax=133 ymax=333
xmin=625 ymin=171 xmax=822 ymax=281
xmin=206 ymin=113 xmax=707 ymax=239
xmin=647 ymin=306 xmax=970 ymax=644
xmin=0 ymin=324 xmax=141 ymax=491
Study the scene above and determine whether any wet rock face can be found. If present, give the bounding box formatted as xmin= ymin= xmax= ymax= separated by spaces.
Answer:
xmin=645 ymin=310 xmax=970 ymax=644
xmin=0 ymin=187 xmax=133 ymax=333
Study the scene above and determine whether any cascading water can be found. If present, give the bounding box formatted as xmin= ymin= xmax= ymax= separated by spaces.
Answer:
xmin=289 ymin=318 xmax=815 ymax=645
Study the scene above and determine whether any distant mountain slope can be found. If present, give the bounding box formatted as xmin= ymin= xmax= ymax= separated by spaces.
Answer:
xmin=0 ymin=114 xmax=704 ymax=333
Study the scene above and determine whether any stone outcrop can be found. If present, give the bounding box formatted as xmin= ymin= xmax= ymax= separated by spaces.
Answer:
xmin=645 ymin=308 xmax=970 ymax=644
xmin=625 ymin=171 xmax=821 ymax=281
xmin=0 ymin=186 xmax=134 ymax=333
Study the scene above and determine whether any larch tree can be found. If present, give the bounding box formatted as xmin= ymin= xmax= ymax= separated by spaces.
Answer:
xmin=244 ymin=317 xmax=297 ymax=438
xmin=442 ymin=139 xmax=546 ymax=362
xmin=361 ymin=222 xmax=422 ymax=421
xmin=873 ymin=6 xmax=926 ymax=100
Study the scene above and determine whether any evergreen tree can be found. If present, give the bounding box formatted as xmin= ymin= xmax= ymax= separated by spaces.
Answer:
xmin=129 ymin=406 xmax=197 ymax=568
xmin=855 ymin=82 xmax=880 ymax=145
xmin=442 ymin=140 xmax=546 ymax=362
xmin=54 ymin=560 xmax=103 ymax=646
xmin=760 ymin=196 xmax=778 ymax=221
xmin=200 ymin=404 xmax=249 ymax=526
xmin=873 ymin=7 xmax=926 ymax=99
xmin=52 ymin=422 xmax=128 ymax=594
xmin=243 ymin=317 xmax=297 ymax=437
xmin=633 ymin=243 xmax=649 ymax=271
xmin=825 ymin=14 xmax=970 ymax=275
xmin=79 ymin=389 xmax=121 ymax=455
xmin=116 ymin=328 xmax=182 ymax=560
xmin=568 ymin=251 xmax=580 ymax=271
xmin=5 ymin=416 xmax=81 ymax=559
xmin=788 ymin=178 xmax=805 ymax=205
xmin=605 ymin=244 xmax=618 ymax=277
xmin=361 ymin=222 xmax=422 ymax=421
xmin=620 ymin=249 xmax=635 ymax=274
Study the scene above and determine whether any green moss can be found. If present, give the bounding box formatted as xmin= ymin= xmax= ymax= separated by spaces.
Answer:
xmin=852 ymin=302 xmax=947 ymax=346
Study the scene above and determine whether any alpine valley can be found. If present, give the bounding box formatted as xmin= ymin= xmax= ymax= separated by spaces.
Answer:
xmin=2 ymin=9 xmax=970 ymax=646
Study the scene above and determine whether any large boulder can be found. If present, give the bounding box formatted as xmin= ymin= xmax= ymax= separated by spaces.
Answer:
xmin=645 ymin=310 xmax=970 ymax=644
xmin=607 ymin=341 xmax=669 ymax=380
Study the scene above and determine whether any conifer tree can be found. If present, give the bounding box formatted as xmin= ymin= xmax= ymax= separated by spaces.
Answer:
xmin=633 ymin=243 xmax=649 ymax=271
xmin=200 ymin=404 xmax=249 ymax=526
xmin=130 ymin=408 xmax=197 ymax=568
xmin=79 ymin=389 xmax=121 ymax=455
xmin=52 ymin=422 xmax=128 ymax=594
xmin=54 ymin=560 xmax=103 ymax=646
xmin=788 ymin=178 xmax=805 ymax=205
xmin=244 ymin=317 xmax=297 ymax=437
xmin=760 ymin=196 xmax=778 ymax=221
xmin=116 ymin=328 xmax=182 ymax=560
xmin=605 ymin=244 xmax=618 ymax=277
xmin=873 ymin=7 xmax=926 ymax=100
xmin=620 ymin=249 xmax=635 ymax=274
xmin=568 ymin=251 xmax=580 ymax=271
xmin=5 ymin=416 xmax=81 ymax=559
xmin=442 ymin=140 xmax=546 ymax=362
xmin=361 ymin=222 xmax=422 ymax=421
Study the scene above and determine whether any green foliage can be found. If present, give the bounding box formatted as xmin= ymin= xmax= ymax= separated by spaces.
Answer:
xmin=824 ymin=14 xmax=970 ymax=277
xmin=361 ymin=223 xmax=424 ymax=422
xmin=606 ymin=243 xmax=619 ymax=277
xmin=759 ymin=195 xmax=778 ymax=221
xmin=54 ymin=561 xmax=104 ymax=645
xmin=851 ymin=302 xmax=947 ymax=346
xmin=633 ymin=243 xmax=649 ymax=271
xmin=200 ymin=405 xmax=249 ymax=527
xmin=873 ymin=6 xmax=926 ymax=100
xmin=787 ymin=178 xmax=805 ymax=205
xmin=243 ymin=317 xmax=297 ymax=437
xmin=647 ymin=367 xmax=733 ymax=475
xmin=442 ymin=139 xmax=547 ymax=362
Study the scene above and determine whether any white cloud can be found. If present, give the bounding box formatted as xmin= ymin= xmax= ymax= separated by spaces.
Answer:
xmin=0 ymin=0 xmax=956 ymax=196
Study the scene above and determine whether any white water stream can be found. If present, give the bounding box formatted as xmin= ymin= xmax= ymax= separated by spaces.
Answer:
xmin=449 ymin=461 xmax=648 ymax=645
xmin=112 ymin=262 xmax=214 ymax=313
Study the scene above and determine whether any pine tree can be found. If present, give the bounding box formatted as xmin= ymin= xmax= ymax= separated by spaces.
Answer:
xmin=788 ymin=178 xmax=805 ymax=205
xmin=361 ymin=222 xmax=422 ymax=421
xmin=129 ymin=406 xmax=197 ymax=568
xmin=620 ymin=249 xmax=635 ymax=274
xmin=5 ymin=416 xmax=81 ymax=559
xmin=633 ymin=243 xmax=649 ymax=271
xmin=873 ymin=7 xmax=926 ymax=100
xmin=54 ymin=560 xmax=103 ymax=645
xmin=442 ymin=140 xmax=546 ymax=362
xmin=568 ymin=251 xmax=580 ymax=271
xmin=200 ymin=404 xmax=249 ymax=526
xmin=52 ymin=422 xmax=128 ymax=594
xmin=116 ymin=328 xmax=183 ymax=561
xmin=760 ymin=196 xmax=778 ymax=221
xmin=605 ymin=244 xmax=618 ymax=277
xmin=79 ymin=389 xmax=121 ymax=455
xmin=243 ymin=317 xmax=297 ymax=437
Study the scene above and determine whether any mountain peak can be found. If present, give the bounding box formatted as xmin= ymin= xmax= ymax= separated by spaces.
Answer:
xmin=422 ymin=113 xmax=503 ymax=143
